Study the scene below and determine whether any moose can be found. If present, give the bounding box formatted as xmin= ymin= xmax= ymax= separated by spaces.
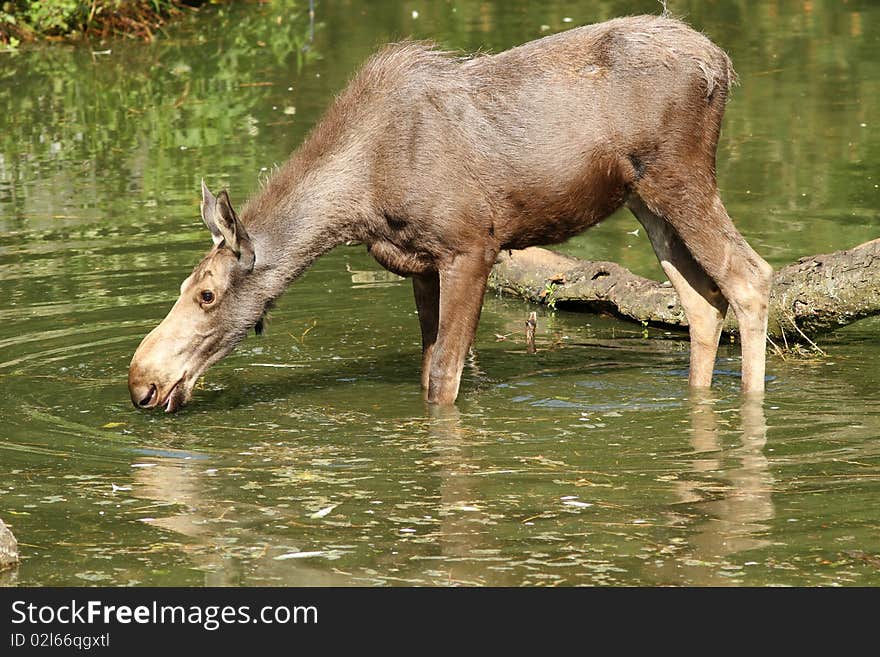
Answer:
xmin=129 ymin=15 xmax=772 ymax=413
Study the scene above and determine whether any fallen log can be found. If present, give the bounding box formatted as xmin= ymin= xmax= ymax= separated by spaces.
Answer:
xmin=488 ymin=238 xmax=880 ymax=342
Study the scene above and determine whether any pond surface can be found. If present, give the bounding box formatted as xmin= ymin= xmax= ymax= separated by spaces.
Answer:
xmin=1 ymin=0 xmax=878 ymax=586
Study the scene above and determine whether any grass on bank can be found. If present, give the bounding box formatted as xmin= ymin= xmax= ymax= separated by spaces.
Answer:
xmin=0 ymin=0 xmax=203 ymax=46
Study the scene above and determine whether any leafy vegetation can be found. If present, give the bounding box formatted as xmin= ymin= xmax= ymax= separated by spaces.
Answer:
xmin=0 ymin=0 xmax=319 ymax=231
xmin=0 ymin=0 xmax=194 ymax=45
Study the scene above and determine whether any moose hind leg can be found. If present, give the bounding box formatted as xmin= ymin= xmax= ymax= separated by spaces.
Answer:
xmin=628 ymin=196 xmax=729 ymax=388
xmin=427 ymin=251 xmax=495 ymax=404
xmin=633 ymin=188 xmax=772 ymax=394
xmin=413 ymin=272 xmax=440 ymax=390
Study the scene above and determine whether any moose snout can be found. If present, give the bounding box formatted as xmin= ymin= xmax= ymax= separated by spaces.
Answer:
xmin=129 ymin=345 xmax=183 ymax=412
xmin=128 ymin=364 xmax=187 ymax=413
xmin=129 ymin=341 xmax=154 ymax=407
xmin=128 ymin=361 xmax=158 ymax=408
xmin=128 ymin=321 xmax=191 ymax=412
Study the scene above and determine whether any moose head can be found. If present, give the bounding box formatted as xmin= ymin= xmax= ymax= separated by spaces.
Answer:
xmin=128 ymin=182 xmax=269 ymax=412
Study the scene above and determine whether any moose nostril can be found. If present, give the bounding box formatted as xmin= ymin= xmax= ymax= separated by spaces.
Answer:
xmin=138 ymin=384 xmax=157 ymax=407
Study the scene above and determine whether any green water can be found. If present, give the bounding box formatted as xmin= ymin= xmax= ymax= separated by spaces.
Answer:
xmin=1 ymin=0 xmax=878 ymax=586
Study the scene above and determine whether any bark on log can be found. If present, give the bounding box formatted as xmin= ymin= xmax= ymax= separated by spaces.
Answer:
xmin=488 ymin=239 xmax=880 ymax=342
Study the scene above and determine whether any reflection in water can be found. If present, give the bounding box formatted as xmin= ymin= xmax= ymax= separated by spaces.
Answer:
xmin=131 ymin=449 xmax=352 ymax=586
xmin=132 ymin=452 xmax=235 ymax=585
xmin=662 ymin=394 xmax=775 ymax=585
xmin=127 ymin=408 xmax=502 ymax=586
xmin=122 ymin=389 xmax=854 ymax=587
xmin=427 ymin=405 xmax=496 ymax=586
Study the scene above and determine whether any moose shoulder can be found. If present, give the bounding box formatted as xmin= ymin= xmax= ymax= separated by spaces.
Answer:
xmin=129 ymin=15 xmax=772 ymax=413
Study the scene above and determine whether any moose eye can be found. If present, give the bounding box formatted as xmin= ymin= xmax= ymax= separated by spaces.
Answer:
xmin=200 ymin=290 xmax=215 ymax=304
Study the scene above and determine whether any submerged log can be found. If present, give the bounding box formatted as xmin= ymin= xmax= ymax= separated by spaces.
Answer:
xmin=0 ymin=518 xmax=19 ymax=570
xmin=488 ymin=238 xmax=880 ymax=342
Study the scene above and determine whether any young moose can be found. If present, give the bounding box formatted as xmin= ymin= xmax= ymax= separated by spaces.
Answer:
xmin=129 ymin=15 xmax=772 ymax=413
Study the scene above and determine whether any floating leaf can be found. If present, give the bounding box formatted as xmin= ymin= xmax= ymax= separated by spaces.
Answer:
xmin=275 ymin=550 xmax=332 ymax=560
xmin=309 ymin=504 xmax=339 ymax=519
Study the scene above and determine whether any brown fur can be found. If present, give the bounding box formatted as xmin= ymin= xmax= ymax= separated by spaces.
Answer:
xmin=129 ymin=15 xmax=772 ymax=411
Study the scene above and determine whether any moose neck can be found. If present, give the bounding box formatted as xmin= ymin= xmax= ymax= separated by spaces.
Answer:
xmin=242 ymin=144 xmax=373 ymax=301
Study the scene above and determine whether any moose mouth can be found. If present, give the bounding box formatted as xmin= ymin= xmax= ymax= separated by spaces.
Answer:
xmin=161 ymin=380 xmax=185 ymax=413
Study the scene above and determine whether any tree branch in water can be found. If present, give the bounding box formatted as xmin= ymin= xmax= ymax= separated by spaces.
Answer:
xmin=488 ymin=239 xmax=880 ymax=343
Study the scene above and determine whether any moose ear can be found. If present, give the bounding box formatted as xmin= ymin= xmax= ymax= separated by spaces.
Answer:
xmin=201 ymin=182 xmax=255 ymax=271
xmin=200 ymin=179 xmax=224 ymax=247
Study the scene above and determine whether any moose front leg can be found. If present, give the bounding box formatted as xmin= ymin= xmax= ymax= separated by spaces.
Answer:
xmin=426 ymin=251 xmax=495 ymax=404
xmin=413 ymin=272 xmax=439 ymax=390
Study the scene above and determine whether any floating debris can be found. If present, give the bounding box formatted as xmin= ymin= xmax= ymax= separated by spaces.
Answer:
xmin=309 ymin=504 xmax=339 ymax=519
xmin=274 ymin=550 xmax=345 ymax=561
